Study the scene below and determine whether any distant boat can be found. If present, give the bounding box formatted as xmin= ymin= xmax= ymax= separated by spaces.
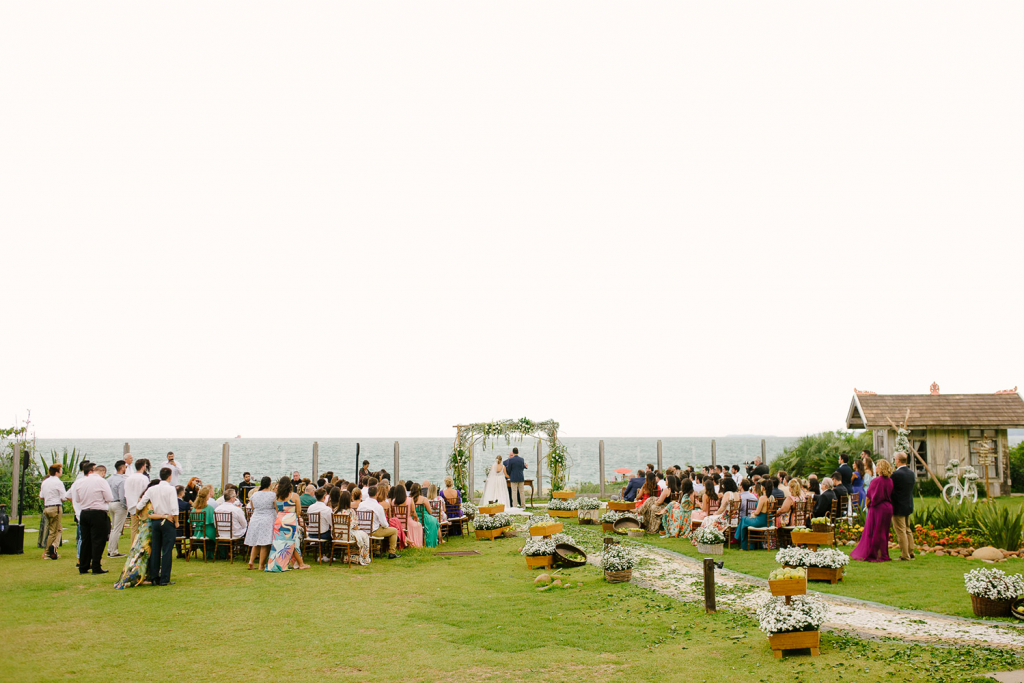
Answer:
xmin=235 ymin=435 xmax=242 ymax=439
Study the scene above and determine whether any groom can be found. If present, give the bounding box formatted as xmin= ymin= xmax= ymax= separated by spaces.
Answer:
xmin=503 ymin=448 xmax=528 ymax=508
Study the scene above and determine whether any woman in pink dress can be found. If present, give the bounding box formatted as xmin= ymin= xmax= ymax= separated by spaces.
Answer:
xmin=850 ymin=459 xmax=894 ymax=563
xmin=393 ymin=487 xmax=423 ymax=547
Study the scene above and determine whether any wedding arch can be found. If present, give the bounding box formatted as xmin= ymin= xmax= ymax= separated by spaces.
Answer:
xmin=447 ymin=417 xmax=570 ymax=498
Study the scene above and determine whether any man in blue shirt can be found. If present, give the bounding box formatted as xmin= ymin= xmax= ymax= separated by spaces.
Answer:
xmin=621 ymin=470 xmax=646 ymax=502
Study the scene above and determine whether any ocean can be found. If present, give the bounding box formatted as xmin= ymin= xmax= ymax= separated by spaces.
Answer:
xmin=32 ymin=436 xmax=798 ymax=490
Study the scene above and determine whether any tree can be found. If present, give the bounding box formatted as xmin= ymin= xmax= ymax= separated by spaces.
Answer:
xmin=770 ymin=430 xmax=873 ymax=478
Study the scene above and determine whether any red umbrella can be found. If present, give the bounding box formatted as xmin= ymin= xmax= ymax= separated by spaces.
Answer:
xmin=614 ymin=467 xmax=633 ymax=475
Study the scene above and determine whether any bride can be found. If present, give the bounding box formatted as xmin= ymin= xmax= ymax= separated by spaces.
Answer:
xmin=480 ymin=455 xmax=512 ymax=509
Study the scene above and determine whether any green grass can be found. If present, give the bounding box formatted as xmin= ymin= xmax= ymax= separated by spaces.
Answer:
xmin=3 ymin=515 xmax=1023 ymax=682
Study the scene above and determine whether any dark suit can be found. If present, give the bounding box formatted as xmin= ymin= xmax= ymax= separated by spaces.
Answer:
xmin=622 ymin=477 xmax=645 ymax=502
xmin=504 ymin=456 xmax=527 ymax=507
xmin=813 ymin=489 xmax=837 ymax=519
xmin=891 ymin=466 xmax=917 ymax=559
xmin=838 ymin=463 xmax=854 ymax=493
xmin=751 ymin=463 xmax=769 ymax=478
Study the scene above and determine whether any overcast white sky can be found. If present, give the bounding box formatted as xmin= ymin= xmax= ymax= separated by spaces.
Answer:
xmin=2 ymin=3 xmax=1022 ymax=439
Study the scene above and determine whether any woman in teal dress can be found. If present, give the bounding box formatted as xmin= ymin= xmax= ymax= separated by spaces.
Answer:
xmin=191 ymin=485 xmax=217 ymax=556
xmin=734 ymin=481 xmax=769 ymax=550
xmin=410 ymin=483 xmax=439 ymax=548
xmin=266 ymin=478 xmax=311 ymax=572
xmin=661 ymin=479 xmax=695 ymax=538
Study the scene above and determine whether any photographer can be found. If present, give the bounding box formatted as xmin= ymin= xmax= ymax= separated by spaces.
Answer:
xmin=161 ymin=451 xmax=184 ymax=487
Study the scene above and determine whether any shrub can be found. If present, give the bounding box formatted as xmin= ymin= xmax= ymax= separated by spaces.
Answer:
xmin=974 ymin=504 xmax=1024 ymax=551
xmin=770 ymin=431 xmax=873 ymax=478
xmin=1010 ymin=442 xmax=1024 ymax=494
xmin=601 ymin=544 xmax=637 ymax=572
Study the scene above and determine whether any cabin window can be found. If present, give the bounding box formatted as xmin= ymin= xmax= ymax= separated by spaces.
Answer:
xmin=969 ymin=430 xmax=1000 ymax=479
xmin=910 ymin=430 xmax=928 ymax=476
xmin=874 ymin=431 xmax=887 ymax=456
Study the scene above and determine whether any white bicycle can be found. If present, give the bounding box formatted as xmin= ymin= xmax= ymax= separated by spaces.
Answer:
xmin=942 ymin=460 xmax=979 ymax=504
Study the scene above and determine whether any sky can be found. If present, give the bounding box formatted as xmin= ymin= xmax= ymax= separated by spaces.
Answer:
xmin=1 ymin=3 xmax=1022 ymax=440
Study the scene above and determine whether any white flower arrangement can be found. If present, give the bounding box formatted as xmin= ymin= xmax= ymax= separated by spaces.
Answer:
xmin=601 ymin=543 xmax=637 ymax=572
xmin=944 ymin=459 xmax=961 ymax=475
xmin=964 ymin=568 xmax=1024 ymax=601
xmin=548 ymin=497 xmax=579 ymax=511
xmin=528 ymin=514 xmax=557 ymax=528
xmin=600 ymin=510 xmax=639 ymax=524
xmin=575 ymin=497 xmax=602 ymax=510
xmin=756 ymin=595 xmax=829 ymax=635
xmin=693 ymin=526 xmax=726 ymax=545
xmin=462 ymin=502 xmax=479 ymax=516
xmin=521 ymin=538 xmax=556 ymax=556
xmin=895 ymin=428 xmax=911 ymax=456
xmin=774 ymin=547 xmax=849 ymax=569
xmin=550 ymin=532 xmax=574 ymax=545
xmin=963 ymin=465 xmax=980 ymax=481
xmin=474 ymin=512 xmax=512 ymax=531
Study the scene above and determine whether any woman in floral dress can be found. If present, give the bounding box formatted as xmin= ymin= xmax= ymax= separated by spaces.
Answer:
xmin=114 ymin=483 xmax=160 ymax=589
xmin=265 ymin=477 xmax=310 ymax=572
xmin=697 ymin=477 xmax=739 ymax=542
xmin=638 ymin=474 xmax=679 ymax=533
xmin=661 ymin=478 xmax=694 ymax=538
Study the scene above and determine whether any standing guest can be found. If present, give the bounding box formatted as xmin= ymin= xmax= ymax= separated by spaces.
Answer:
xmin=851 ymin=459 xmax=867 ymax=511
xmin=299 ymin=484 xmax=317 ymax=511
xmin=734 ymin=481 xmax=770 ymax=550
xmin=410 ymin=483 xmax=439 ymax=548
xmin=68 ymin=460 xmax=91 ymax=563
xmin=266 ymin=477 xmax=310 ymax=572
xmin=72 ymin=463 xmax=113 ymax=574
xmin=114 ymin=481 xmax=159 ymax=589
xmin=305 ymin=488 xmax=333 ymax=543
xmin=161 ymin=452 xmax=183 ymax=487
xmin=359 ymin=460 xmax=372 ymax=481
xmin=183 ymin=477 xmax=201 ymax=504
xmin=812 ymin=478 xmax=838 ymax=519
xmin=191 ymin=485 xmax=217 ymax=556
xmin=38 ymin=464 xmax=68 ymax=560
xmin=861 ymin=453 xmax=875 ymax=489
xmin=215 ymin=489 xmax=248 ymax=541
xmin=238 ymin=472 xmax=256 ymax=505
xmin=122 ymin=453 xmax=133 ymax=470
xmin=136 ymin=467 xmax=179 ymax=586
xmin=621 ymin=470 xmax=646 ymax=502
xmin=891 ymin=453 xmax=917 ymax=561
xmin=359 ymin=485 xmax=401 ymax=559
xmin=831 ymin=471 xmax=850 ymax=509
xmin=290 ymin=471 xmax=303 ymax=491
xmin=245 ymin=477 xmax=276 ymax=571
xmin=851 ymin=459 xmax=894 ymax=562
xmin=837 ymin=454 xmax=854 ymax=497
xmin=124 ymin=459 xmax=151 ymax=546
xmin=106 ymin=460 xmax=129 ymax=558
xmin=750 ymin=456 xmax=769 ymax=478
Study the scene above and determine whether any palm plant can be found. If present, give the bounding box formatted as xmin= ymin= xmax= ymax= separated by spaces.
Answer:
xmin=974 ymin=504 xmax=1024 ymax=552
xmin=770 ymin=431 xmax=873 ymax=478
xmin=39 ymin=447 xmax=83 ymax=481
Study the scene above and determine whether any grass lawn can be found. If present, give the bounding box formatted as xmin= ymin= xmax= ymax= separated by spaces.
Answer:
xmin=2 ymin=515 xmax=1021 ymax=683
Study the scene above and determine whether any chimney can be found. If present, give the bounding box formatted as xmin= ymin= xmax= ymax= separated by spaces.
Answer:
xmin=930 ymin=382 xmax=940 ymax=395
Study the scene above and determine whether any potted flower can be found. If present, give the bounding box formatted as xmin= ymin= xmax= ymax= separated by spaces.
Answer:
xmin=600 ymin=510 xmax=639 ymax=532
xmin=551 ymin=489 xmax=576 ymax=500
xmin=548 ymin=497 xmax=579 ymax=518
xmin=757 ymin=595 xmax=828 ymax=658
xmin=521 ymin=537 xmax=556 ymax=569
xmin=462 ymin=501 xmax=478 ymax=521
xmin=576 ymin=497 xmax=602 ymax=524
xmin=693 ymin=526 xmax=726 ymax=555
xmin=964 ymin=568 xmax=1024 ymax=617
xmin=768 ymin=566 xmax=807 ymax=597
xmin=474 ymin=512 xmax=512 ymax=541
xmin=809 ymin=517 xmax=833 ymax=534
xmin=775 ymin=547 xmax=848 ymax=584
xmin=601 ymin=543 xmax=636 ymax=583
xmin=477 ymin=501 xmax=504 ymax=515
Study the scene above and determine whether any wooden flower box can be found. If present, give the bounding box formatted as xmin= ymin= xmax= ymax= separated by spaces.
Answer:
xmin=602 ymin=522 xmax=615 ymax=531
xmin=548 ymin=510 xmax=578 ymax=518
xmin=607 ymin=501 xmax=635 ymax=511
xmin=767 ymin=629 xmax=820 ymax=658
xmin=790 ymin=530 xmax=834 ymax=549
xmin=525 ymin=554 xmax=554 ymax=569
xmin=478 ymin=504 xmax=504 ymax=515
xmin=529 ymin=523 xmax=563 ymax=537
xmin=807 ymin=566 xmax=843 ymax=584
xmin=768 ymin=577 xmax=807 ymax=597
xmin=552 ymin=491 xmax=576 ymax=500
xmin=474 ymin=526 xmax=510 ymax=541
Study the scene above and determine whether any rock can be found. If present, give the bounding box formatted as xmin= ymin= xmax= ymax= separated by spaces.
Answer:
xmin=935 ymin=550 xmax=946 ymax=557
xmin=972 ymin=546 xmax=1006 ymax=562
xmin=552 ymin=579 xmax=562 ymax=587
xmin=534 ymin=573 xmax=551 ymax=584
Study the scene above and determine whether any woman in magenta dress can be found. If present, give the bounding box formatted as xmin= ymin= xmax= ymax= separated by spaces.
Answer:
xmin=850 ymin=459 xmax=894 ymax=562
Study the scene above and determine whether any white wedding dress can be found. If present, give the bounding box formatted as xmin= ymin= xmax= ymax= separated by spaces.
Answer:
xmin=481 ymin=463 xmax=523 ymax=513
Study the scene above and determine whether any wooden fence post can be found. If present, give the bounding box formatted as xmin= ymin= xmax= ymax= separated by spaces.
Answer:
xmin=468 ymin=441 xmax=475 ymax=499
xmin=312 ymin=442 xmax=319 ymax=482
xmin=221 ymin=442 xmax=230 ymax=494
xmin=10 ymin=442 xmax=21 ymax=520
xmin=761 ymin=439 xmax=766 ymax=464
xmin=599 ymin=440 xmax=606 ymax=498
xmin=657 ymin=440 xmax=663 ymax=471
xmin=711 ymin=440 xmax=717 ymax=468
xmin=703 ymin=558 xmax=717 ymax=613
xmin=537 ymin=439 xmax=543 ymax=497
xmin=393 ymin=441 xmax=400 ymax=483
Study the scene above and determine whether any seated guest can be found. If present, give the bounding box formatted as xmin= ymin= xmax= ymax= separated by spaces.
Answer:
xmin=214 ymin=484 xmax=238 ymax=507
xmin=633 ymin=472 xmax=659 ymax=509
xmin=739 ymin=479 xmax=758 ymax=510
xmin=831 ymin=471 xmax=850 ymax=499
xmin=391 ymin=486 xmax=418 ymax=547
xmin=183 ymin=477 xmax=201 ymax=504
xmin=299 ymin=484 xmax=316 ymax=510
xmin=316 ymin=478 xmax=327 ymax=489
xmin=409 ymin=483 xmax=440 ymax=547
xmin=191 ymin=484 xmax=217 ymax=553
xmin=807 ymin=474 xmax=821 ymax=503
xmin=770 ymin=477 xmax=785 ymax=501
xmin=350 ymin=487 xmax=363 ymax=509
xmin=777 ymin=479 xmax=807 ymax=526
xmin=358 ymin=485 xmax=400 ymax=559
xmin=362 ymin=477 xmax=378 ymax=500
xmin=329 ymin=487 xmax=345 ymax=513
xmin=305 ymin=488 xmax=333 ymax=543
xmin=176 ymin=486 xmax=191 ymax=514
xmin=734 ymin=481 xmax=770 ymax=550
xmin=376 ymin=482 xmax=392 ymax=516
xmin=691 ymin=476 xmax=718 ymax=524
xmin=813 ymin=478 xmax=838 ymax=519
xmin=440 ymin=477 xmax=463 ymax=534
xmin=621 ymin=470 xmax=646 ymax=502
xmin=656 ymin=471 xmax=667 ymax=492
xmin=215 ymin=489 xmax=248 ymax=539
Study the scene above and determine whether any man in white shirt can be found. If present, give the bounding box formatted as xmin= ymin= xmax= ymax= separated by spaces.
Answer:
xmin=71 ymin=463 xmax=113 ymax=574
xmin=67 ymin=461 xmax=91 ymax=562
xmin=306 ymin=488 xmax=333 ymax=542
xmin=215 ymin=489 xmax=248 ymax=540
xmin=124 ymin=459 xmax=151 ymax=545
xmin=38 ymin=464 xmax=68 ymax=560
xmin=137 ymin=466 xmax=180 ymax=586
xmin=160 ymin=451 xmax=183 ymax=487
xmin=358 ymin=485 xmax=400 ymax=559
xmin=106 ymin=459 xmax=129 ymax=558
xmin=656 ymin=473 xmax=667 ymax=492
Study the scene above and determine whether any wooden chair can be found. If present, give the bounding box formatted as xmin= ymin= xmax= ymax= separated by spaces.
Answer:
xmin=725 ymin=499 xmax=747 ymax=550
xmin=746 ymin=498 xmax=779 ymax=550
xmin=391 ymin=504 xmax=410 ymax=544
xmin=302 ymin=512 xmax=328 ymax=563
xmin=187 ymin=511 xmax=209 ymax=562
xmin=430 ymin=500 xmax=449 ymax=541
xmin=837 ymin=495 xmax=852 ymax=527
xmin=244 ymin=507 xmax=254 ymax=524
xmin=356 ymin=510 xmax=383 ymax=557
xmin=329 ymin=512 xmax=358 ymax=567
xmin=174 ymin=511 xmax=190 ymax=557
xmin=444 ymin=498 xmax=467 ymax=537
xmin=214 ymin=512 xmax=242 ymax=563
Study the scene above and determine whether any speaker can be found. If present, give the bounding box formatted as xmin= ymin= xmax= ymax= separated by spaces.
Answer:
xmin=0 ymin=524 xmax=25 ymax=554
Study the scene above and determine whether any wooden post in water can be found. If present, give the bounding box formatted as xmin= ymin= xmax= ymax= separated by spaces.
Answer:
xmin=711 ymin=440 xmax=717 ymax=467
xmin=123 ymin=442 xmax=130 ymax=456
xmin=599 ymin=440 xmax=606 ymax=498
xmin=657 ymin=440 xmax=663 ymax=471
xmin=537 ymin=439 xmax=543 ymax=497
xmin=393 ymin=441 xmax=400 ymax=484
xmin=468 ymin=440 xmax=475 ymax=499
xmin=761 ymin=439 xmax=766 ymax=464
xmin=703 ymin=558 xmax=717 ymax=613
xmin=312 ymin=442 xmax=319 ymax=482
xmin=221 ymin=442 xmax=230 ymax=494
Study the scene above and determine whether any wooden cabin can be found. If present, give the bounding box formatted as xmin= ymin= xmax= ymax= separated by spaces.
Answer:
xmin=845 ymin=385 xmax=1024 ymax=497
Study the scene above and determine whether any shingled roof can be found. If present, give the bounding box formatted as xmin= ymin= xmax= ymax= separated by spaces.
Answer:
xmin=846 ymin=392 xmax=1024 ymax=429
